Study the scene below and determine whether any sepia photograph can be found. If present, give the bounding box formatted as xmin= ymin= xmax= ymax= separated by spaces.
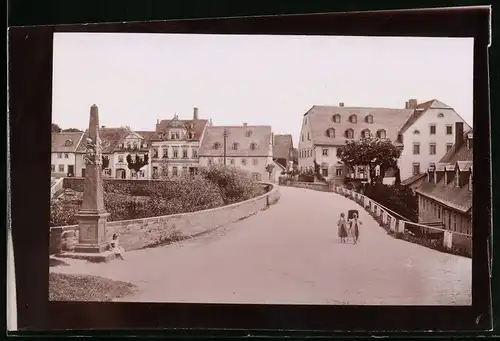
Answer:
xmin=48 ymin=32 xmax=474 ymax=306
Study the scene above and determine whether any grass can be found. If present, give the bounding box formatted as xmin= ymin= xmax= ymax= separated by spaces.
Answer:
xmin=49 ymin=273 xmax=137 ymax=301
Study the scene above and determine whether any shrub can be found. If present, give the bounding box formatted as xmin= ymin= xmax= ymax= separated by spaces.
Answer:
xmin=198 ymin=164 xmax=263 ymax=205
xmin=297 ymin=169 xmax=315 ymax=183
xmin=362 ymin=183 xmax=418 ymax=222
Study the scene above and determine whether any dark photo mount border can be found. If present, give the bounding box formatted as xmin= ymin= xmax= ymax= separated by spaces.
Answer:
xmin=8 ymin=7 xmax=492 ymax=333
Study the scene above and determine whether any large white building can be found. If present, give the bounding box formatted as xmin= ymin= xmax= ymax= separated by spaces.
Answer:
xmin=297 ymin=99 xmax=471 ymax=183
xmin=149 ymin=107 xmax=209 ymax=178
xmin=198 ymin=124 xmax=277 ymax=181
xmin=51 ymin=131 xmax=85 ymax=178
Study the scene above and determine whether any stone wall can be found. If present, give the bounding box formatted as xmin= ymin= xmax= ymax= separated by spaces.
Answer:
xmin=63 ymin=177 xmax=167 ymax=193
xmin=279 ymin=180 xmax=332 ymax=192
xmin=51 ymin=182 xmax=280 ymax=253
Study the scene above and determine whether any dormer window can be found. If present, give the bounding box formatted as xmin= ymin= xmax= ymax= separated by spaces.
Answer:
xmin=361 ymin=129 xmax=371 ymax=139
xmin=250 ymin=143 xmax=257 ymax=151
xmin=213 ymin=142 xmax=221 ymax=150
xmin=333 ymin=114 xmax=341 ymax=123
xmin=127 ymin=142 xmax=131 ymax=149
xmin=142 ymin=143 xmax=148 ymax=148
xmin=232 ymin=142 xmax=239 ymax=150
xmin=377 ymin=129 xmax=387 ymax=139
xmin=349 ymin=114 xmax=357 ymax=123
xmin=245 ymin=130 xmax=252 ymax=137
xmin=413 ymin=129 xmax=420 ymax=135
xmin=365 ymin=115 xmax=373 ymax=123
xmin=345 ymin=129 xmax=354 ymax=139
xmin=189 ymin=132 xmax=195 ymax=139
xmin=455 ymin=168 xmax=460 ymax=187
xmin=468 ymin=167 xmax=473 ymax=191
xmin=326 ymin=128 xmax=335 ymax=138
xmin=64 ymin=139 xmax=73 ymax=147
xmin=438 ymin=113 xmax=444 ymax=118
xmin=158 ymin=133 xmax=164 ymax=140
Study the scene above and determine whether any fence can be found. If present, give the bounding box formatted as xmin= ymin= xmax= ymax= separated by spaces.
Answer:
xmin=280 ymin=181 xmax=471 ymax=256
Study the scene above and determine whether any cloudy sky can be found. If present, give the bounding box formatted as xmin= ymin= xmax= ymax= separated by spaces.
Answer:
xmin=52 ymin=33 xmax=473 ymax=143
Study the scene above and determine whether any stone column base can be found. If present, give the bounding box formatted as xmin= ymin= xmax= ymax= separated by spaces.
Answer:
xmin=74 ymin=242 xmax=110 ymax=254
xmin=57 ymin=250 xmax=116 ymax=263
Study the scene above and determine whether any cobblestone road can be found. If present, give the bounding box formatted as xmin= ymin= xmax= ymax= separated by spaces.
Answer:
xmin=51 ymin=186 xmax=472 ymax=305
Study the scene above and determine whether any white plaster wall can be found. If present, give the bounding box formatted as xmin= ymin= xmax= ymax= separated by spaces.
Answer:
xmin=199 ymin=156 xmax=271 ymax=181
xmin=297 ymin=115 xmax=315 ymax=170
xmin=51 ymin=152 xmax=76 ymax=176
xmin=399 ymin=108 xmax=471 ymax=181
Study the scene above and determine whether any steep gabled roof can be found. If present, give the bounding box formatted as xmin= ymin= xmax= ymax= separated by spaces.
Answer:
xmin=439 ymin=129 xmax=473 ymax=164
xmin=51 ymin=132 xmax=85 ymax=153
xmin=305 ymin=105 xmax=414 ymax=146
xmin=77 ymin=127 xmax=131 ymax=154
xmin=199 ymin=125 xmax=272 ymax=157
xmin=152 ymin=117 xmax=208 ymax=141
xmin=401 ymin=173 xmax=426 ymax=186
xmin=273 ymin=134 xmax=293 ymax=159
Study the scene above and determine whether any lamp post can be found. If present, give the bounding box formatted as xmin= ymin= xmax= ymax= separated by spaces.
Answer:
xmin=223 ymin=128 xmax=229 ymax=165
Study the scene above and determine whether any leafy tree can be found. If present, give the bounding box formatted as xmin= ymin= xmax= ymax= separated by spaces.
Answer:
xmin=63 ymin=128 xmax=82 ymax=132
xmin=336 ymin=137 xmax=402 ymax=186
xmin=52 ymin=123 xmax=62 ymax=132
xmin=265 ymin=163 xmax=275 ymax=180
xmin=126 ymin=153 xmax=149 ymax=176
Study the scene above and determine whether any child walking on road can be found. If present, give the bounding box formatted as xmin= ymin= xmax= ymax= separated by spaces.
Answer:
xmin=337 ymin=213 xmax=348 ymax=243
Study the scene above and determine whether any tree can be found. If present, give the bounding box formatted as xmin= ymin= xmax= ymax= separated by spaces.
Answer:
xmin=52 ymin=123 xmax=62 ymax=132
xmin=63 ymin=128 xmax=82 ymax=132
xmin=126 ymin=153 xmax=149 ymax=177
xmin=336 ymin=136 xmax=402 ymax=186
xmin=265 ymin=163 xmax=275 ymax=181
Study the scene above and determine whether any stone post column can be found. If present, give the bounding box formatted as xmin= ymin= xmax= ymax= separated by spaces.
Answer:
xmin=398 ymin=220 xmax=406 ymax=234
xmin=390 ymin=218 xmax=396 ymax=232
xmin=73 ymin=105 xmax=113 ymax=260
xmin=443 ymin=230 xmax=453 ymax=250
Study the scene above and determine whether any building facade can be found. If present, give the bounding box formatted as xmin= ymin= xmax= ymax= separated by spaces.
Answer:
xmin=297 ymin=99 xmax=471 ymax=183
xmin=51 ymin=132 xmax=86 ymax=178
xmin=272 ymin=134 xmax=295 ymax=170
xmin=198 ymin=124 xmax=275 ymax=181
xmin=149 ymin=107 xmax=208 ymax=178
xmin=415 ymin=123 xmax=473 ymax=252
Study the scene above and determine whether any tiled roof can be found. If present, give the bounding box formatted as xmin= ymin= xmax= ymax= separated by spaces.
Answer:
xmin=152 ymin=117 xmax=208 ymax=141
xmin=77 ymin=127 xmax=152 ymax=154
xmin=398 ymin=99 xmax=434 ymax=135
xmin=305 ymin=105 xmax=414 ymax=146
xmin=51 ymin=132 xmax=85 ymax=153
xmin=199 ymin=125 xmax=272 ymax=157
xmin=415 ymin=130 xmax=473 ymax=213
xmin=273 ymin=134 xmax=293 ymax=159
xmin=401 ymin=173 xmax=426 ymax=186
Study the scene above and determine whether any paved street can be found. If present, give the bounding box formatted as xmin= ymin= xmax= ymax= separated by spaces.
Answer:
xmin=51 ymin=186 xmax=472 ymax=305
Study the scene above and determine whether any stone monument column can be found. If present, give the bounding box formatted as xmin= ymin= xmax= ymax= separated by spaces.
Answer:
xmin=73 ymin=105 xmax=112 ymax=258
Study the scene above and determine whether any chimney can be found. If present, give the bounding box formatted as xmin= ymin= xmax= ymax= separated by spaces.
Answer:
xmin=455 ymin=122 xmax=464 ymax=148
xmin=408 ymin=99 xmax=418 ymax=109
xmin=339 ymin=102 xmax=344 ymax=107
xmin=193 ymin=107 xmax=199 ymax=120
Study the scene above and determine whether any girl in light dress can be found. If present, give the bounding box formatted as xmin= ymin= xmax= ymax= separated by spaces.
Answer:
xmin=337 ymin=213 xmax=348 ymax=243
xmin=110 ymin=233 xmax=125 ymax=260
xmin=348 ymin=213 xmax=362 ymax=244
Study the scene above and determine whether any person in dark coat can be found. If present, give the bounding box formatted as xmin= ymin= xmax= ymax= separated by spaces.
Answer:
xmin=337 ymin=212 xmax=348 ymax=243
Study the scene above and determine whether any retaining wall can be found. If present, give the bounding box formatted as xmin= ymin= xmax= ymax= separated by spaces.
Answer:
xmin=50 ymin=182 xmax=280 ymax=253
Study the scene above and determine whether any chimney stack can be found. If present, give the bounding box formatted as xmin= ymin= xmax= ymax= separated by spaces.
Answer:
xmin=455 ymin=122 xmax=464 ymax=148
xmin=193 ymin=107 xmax=199 ymax=120
xmin=408 ymin=99 xmax=418 ymax=109
xmin=339 ymin=102 xmax=344 ymax=107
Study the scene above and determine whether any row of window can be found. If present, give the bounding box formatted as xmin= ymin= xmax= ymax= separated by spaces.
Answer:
xmin=119 ymin=141 xmax=148 ymax=149
xmin=208 ymin=157 xmax=261 ymax=166
xmin=414 ymin=124 xmax=453 ymax=136
xmin=419 ymin=196 xmax=472 ymax=234
xmin=56 ymin=153 xmax=70 ymax=159
xmin=151 ymin=148 xmax=198 ymax=159
xmin=117 ymin=154 xmax=147 ymax=163
xmin=152 ymin=166 xmax=197 ymax=176
xmin=51 ymin=164 xmax=66 ymax=172
xmin=158 ymin=132 xmax=195 ymax=140
xmin=299 ymin=149 xmax=314 ymax=158
xmin=298 ymin=165 xmax=343 ymax=177
xmin=412 ymin=142 xmax=453 ymax=155
xmin=213 ymin=142 xmax=258 ymax=151
xmin=324 ymin=128 xmax=387 ymax=139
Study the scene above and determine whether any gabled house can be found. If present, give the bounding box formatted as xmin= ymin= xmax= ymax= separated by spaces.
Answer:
xmin=150 ymin=107 xmax=208 ymax=177
xmin=51 ymin=131 xmax=85 ymax=178
xmin=272 ymin=134 xmax=295 ymax=171
xmin=415 ymin=123 xmax=473 ymax=252
xmin=198 ymin=123 xmax=275 ymax=181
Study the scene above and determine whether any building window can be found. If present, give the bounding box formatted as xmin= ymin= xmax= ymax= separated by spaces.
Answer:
xmin=413 ymin=129 xmax=420 ymax=135
xmin=430 ymin=124 xmax=436 ymax=135
xmin=242 ymin=158 xmax=247 ymax=165
xmin=172 ymin=167 xmax=178 ymax=176
xmin=438 ymin=206 xmax=441 ymax=219
xmin=333 ymin=114 xmax=341 ymax=123
xmin=412 ymin=163 xmax=420 ymax=175
xmin=208 ymin=158 xmax=213 ymax=165
xmin=133 ymin=142 xmax=138 ymax=149
xmin=413 ymin=143 xmax=420 ymax=155
xmin=468 ymin=169 xmax=473 ymax=191
xmin=345 ymin=129 xmax=354 ymax=139
xmin=58 ymin=164 xmax=64 ymax=172
xmin=153 ymin=166 xmax=158 ymax=175
xmin=230 ymin=159 xmax=235 ymax=165
xmin=182 ymin=149 xmax=188 ymax=159
xmin=446 ymin=125 xmax=453 ymax=135
xmin=429 ymin=143 xmax=436 ymax=155
xmin=192 ymin=148 xmax=198 ymax=158
xmin=361 ymin=129 xmax=371 ymax=138
xmin=163 ymin=149 xmax=168 ymax=158
xmin=455 ymin=169 xmax=460 ymax=187
xmin=246 ymin=130 xmax=252 ymax=137
xmin=104 ymin=169 xmax=112 ymax=176
xmin=307 ymin=133 xmax=311 ymax=140
xmin=232 ymin=142 xmax=239 ymax=150
xmin=438 ymin=113 xmax=444 ymax=118
xmin=152 ymin=149 xmax=159 ymax=158
xmin=213 ymin=142 xmax=221 ymax=150
xmin=57 ymin=153 xmax=62 ymax=159
xmin=127 ymin=142 xmax=131 ymax=149
xmin=365 ymin=115 xmax=373 ymax=123
xmin=173 ymin=149 xmax=179 ymax=159
xmin=252 ymin=173 xmax=261 ymax=181
xmin=446 ymin=143 xmax=453 ymax=153
xmin=322 ymin=148 xmax=328 ymax=156
xmin=301 ymin=134 xmax=304 ymax=142
xmin=252 ymin=158 xmax=258 ymax=165
xmin=64 ymin=153 xmax=69 ymax=159
xmin=326 ymin=128 xmax=335 ymax=138
xmin=349 ymin=114 xmax=357 ymax=123
xmin=51 ymin=164 xmax=55 ymax=172
xmin=250 ymin=143 xmax=257 ymax=151
xmin=377 ymin=129 xmax=387 ymax=139
xmin=336 ymin=168 xmax=342 ymax=177
xmin=322 ymin=168 xmax=328 ymax=177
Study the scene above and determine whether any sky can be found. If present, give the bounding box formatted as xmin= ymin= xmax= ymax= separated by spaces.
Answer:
xmin=52 ymin=33 xmax=474 ymax=144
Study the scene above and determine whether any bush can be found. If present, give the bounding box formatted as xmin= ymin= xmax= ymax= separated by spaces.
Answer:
xmin=297 ymin=169 xmax=315 ymax=183
xmin=198 ymin=164 xmax=264 ymax=205
xmin=362 ymin=183 xmax=418 ymax=222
